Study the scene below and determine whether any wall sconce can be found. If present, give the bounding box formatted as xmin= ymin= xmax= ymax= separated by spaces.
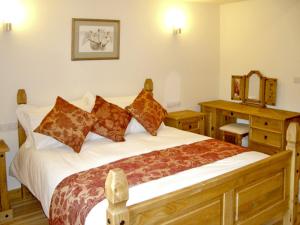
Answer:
xmin=3 ymin=22 xmax=12 ymax=32
xmin=173 ymin=27 xmax=181 ymax=35
xmin=0 ymin=0 xmax=26 ymax=32
xmin=165 ymin=8 xmax=186 ymax=35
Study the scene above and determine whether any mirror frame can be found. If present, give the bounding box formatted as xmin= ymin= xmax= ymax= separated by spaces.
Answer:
xmin=244 ymin=70 xmax=266 ymax=108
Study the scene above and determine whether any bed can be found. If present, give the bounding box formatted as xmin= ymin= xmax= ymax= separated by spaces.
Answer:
xmin=8 ymin=79 xmax=300 ymax=225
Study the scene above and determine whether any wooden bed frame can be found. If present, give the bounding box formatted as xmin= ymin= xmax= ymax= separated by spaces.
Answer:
xmin=8 ymin=79 xmax=300 ymax=224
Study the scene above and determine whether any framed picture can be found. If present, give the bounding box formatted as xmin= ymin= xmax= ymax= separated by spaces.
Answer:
xmin=231 ymin=75 xmax=245 ymax=101
xmin=71 ymin=18 xmax=120 ymax=60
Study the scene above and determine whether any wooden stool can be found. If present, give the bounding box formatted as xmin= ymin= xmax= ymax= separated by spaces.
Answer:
xmin=219 ymin=123 xmax=249 ymax=146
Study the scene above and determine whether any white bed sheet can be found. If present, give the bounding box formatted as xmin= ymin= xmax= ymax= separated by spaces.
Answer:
xmin=10 ymin=126 xmax=268 ymax=224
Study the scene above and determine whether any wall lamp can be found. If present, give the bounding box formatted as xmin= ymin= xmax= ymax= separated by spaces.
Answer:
xmin=1 ymin=0 xmax=26 ymax=32
xmin=3 ymin=22 xmax=12 ymax=32
xmin=173 ymin=27 xmax=181 ymax=35
xmin=165 ymin=8 xmax=185 ymax=35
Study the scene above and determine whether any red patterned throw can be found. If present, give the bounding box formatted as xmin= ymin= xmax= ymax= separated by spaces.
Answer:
xmin=49 ymin=139 xmax=247 ymax=225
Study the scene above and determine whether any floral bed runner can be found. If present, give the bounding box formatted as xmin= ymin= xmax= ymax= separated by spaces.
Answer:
xmin=49 ymin=139 xmax=247 ymax=225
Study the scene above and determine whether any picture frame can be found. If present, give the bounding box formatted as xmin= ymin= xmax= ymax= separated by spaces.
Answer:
xmin=231 ymin=75 xmax=245 ymax=101
xmin=71 ymin=18 xmax=120 ymax=60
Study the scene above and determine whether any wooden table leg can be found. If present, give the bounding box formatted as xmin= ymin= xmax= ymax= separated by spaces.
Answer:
xmin=0 ymin=140 xmax=13 ymax=222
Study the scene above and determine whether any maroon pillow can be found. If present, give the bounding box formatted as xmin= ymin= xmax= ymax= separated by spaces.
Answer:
xmin=34 ymin=97 xmax=97 ymax=153
xmin=126 ymin=89 xmax=167 ymax=136
xmin=91 ymin=96 xmax=131 ymax=142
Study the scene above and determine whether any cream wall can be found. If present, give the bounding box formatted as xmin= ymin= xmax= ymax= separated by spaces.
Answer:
xmin=0 ymin=0 xmax=220 ymax=189
xmin=219 ymin=0 xmax=300 ymax=111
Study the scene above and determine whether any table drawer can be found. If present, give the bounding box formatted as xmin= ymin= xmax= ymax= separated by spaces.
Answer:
xmin=251 ymin=116 xmax=282 ymax=133
xmin=222 ymin=110 xmax=248 ymax=120
xmin=179 ymin=118 xmax=201 ymax=131
xmin=190 ymin=128 xmax=203 ymax=135
xmin=250 ymin=128 xmax=282 ymax=148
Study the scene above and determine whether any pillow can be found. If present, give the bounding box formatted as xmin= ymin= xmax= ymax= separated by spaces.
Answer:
xmin=102 ymin=96 xmax=147 ymax=134
xmin=126 ymin=90 xmax=167 ymax=136
xmin=103 ymin=95 xmax=169 ymax=134
xmin=34 ymin=97 xmax=96 ymax=153
xmin=102 ymin=95 xmax=167 ymax=134
xmin=91 ymin=96 xmax=131 ymax=142
xmin=16 ymin=92 xmax=96 ymax=149
xmin=104 ymin=96 xmax=136 ymax=108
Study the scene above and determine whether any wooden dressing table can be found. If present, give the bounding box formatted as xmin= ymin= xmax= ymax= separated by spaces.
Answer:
xmin=199 ymin=100 xmax=300 ymax=155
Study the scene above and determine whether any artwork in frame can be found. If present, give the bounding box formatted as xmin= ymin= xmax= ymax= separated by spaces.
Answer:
xmin=231 ymin=75 xmax=245 ymax=101
xmin=71 ymin=18 xmax=120 ymax=60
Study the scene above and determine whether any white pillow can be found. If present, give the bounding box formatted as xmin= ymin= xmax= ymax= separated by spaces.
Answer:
xmin=16 ymin=92 xmax=97 ymax=149
xmin=104 ymin=96 xmax=136 ymax=108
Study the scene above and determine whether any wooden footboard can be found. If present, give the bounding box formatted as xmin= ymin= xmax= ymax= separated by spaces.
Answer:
xmin=105 ymin=122 xmax=300 ymax=225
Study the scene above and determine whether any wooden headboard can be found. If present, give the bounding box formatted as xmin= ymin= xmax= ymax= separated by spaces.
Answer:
xmin=16 ymin=78 xmax=154 ymax=149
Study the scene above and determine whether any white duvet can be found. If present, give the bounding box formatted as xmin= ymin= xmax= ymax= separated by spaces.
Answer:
xmin=10 ymin=126 xmax=268 ymax=224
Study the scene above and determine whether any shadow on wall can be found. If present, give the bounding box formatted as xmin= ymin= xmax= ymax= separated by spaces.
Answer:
xmin=164 ymin=72 xmax=182 ymax=111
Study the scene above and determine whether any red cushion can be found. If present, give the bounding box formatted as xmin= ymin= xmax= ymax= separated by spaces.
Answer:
xmin=34 ymin=97 xmax=96 ymax=153
xmin=91 ymin=96 xmax=131 ymax=142
xmin=126 ymin=90 xmax=167 ymax=136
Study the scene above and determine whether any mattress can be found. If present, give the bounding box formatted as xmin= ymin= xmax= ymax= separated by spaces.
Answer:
xmin=10 ymin=126 xmax=268 ymax=224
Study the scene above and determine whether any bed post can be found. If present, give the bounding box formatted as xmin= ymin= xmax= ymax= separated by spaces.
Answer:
xmin=284 ymin=122 xmax=300 ymax=225
xmin=144 ymin=78 xmax=153 ymax=92
xmin=17 ymin=89 xmax=27 ymax=148
xmin=17 ymin=89 xmax=28 ymax=200
xmin=105 ymin=168 xmax=129 ymax=225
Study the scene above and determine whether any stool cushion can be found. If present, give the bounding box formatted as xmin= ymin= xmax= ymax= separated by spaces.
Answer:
xmin=219 ymin=123 xmax=249 ymax=135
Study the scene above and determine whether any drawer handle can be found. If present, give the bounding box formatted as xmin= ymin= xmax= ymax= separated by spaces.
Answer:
xmin=189 ymin=125 xmax=192 ymax=129
xmin=264 ymin=122 xmax=268 ymax=126
xmin=264 ymin=135 xmax=268 ymax=140
xmin=230 ymin=112 xmax=234 ymax=116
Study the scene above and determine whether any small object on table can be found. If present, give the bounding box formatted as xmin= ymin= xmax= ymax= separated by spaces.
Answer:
xmin=164 ymin=110 xmax=205 ymax=135
xmin=0 ymin=140 xmax=13 ymax=222
xmin=219 ymin=123 xmax=249 ymax=146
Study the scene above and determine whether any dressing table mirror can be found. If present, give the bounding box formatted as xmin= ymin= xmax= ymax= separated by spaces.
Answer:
xmin=244 ymin=70 xmax=265 ymax=107
xmin=231 ymin=70 xmax=277 ymax=108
